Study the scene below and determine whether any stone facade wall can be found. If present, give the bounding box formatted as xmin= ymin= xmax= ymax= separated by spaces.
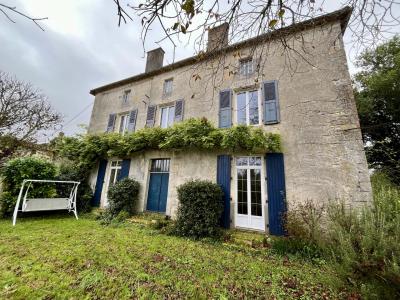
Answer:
xmin=87 ymin=19 xmax=372 ymax=220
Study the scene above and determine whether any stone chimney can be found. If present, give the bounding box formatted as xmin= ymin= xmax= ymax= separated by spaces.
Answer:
xmin=145 ymin=47 xmax=165 ymax=73
xmin=207 ymin=23 xmax=229 ymax=51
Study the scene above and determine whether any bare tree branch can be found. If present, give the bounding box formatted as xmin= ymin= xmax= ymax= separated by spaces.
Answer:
xmin=0 ymin=3 xmax=48 ymax=31
xmin=0 ymin=71 xmax=62 ymax=161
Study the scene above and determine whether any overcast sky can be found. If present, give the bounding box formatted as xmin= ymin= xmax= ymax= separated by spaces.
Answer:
xmin=0 ymin=1 xmax=390 ymax=140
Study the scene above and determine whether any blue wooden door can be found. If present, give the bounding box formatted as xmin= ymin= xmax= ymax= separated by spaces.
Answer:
xmin=93 ymin=159 xmax=107 ymax=206
xmin=266 ymin=153 xmax=286 ymax=236
xmin=146 ymin=159 xmax=170 ymax=213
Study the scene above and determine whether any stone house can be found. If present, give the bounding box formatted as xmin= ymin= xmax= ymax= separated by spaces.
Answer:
xmin=87 ymin=7 xmax=372 ymax=234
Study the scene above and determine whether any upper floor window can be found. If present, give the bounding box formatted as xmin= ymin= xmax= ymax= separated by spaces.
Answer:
xmin=160 ymin=105 xmax=175 ymax=128
xmin=163 ymin=79 xmax=173 ymax=96
xmin=239 ymin=58 xmax=254 ymax=77
xmin=122 ymin=90 xmax=131 ymax=104
xmin=237 ymin=90 xmax=259 ymax=125
xmin=119 ymin=113 xmax=129 ymax=134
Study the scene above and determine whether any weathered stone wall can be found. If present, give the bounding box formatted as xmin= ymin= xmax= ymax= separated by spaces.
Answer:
xmin=87 ymin=19 xmax=372 ymax=217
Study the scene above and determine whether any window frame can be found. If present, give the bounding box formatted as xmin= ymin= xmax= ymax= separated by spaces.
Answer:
xmin=122 ymin=90 xmax=131 ymax=105
xmin=239 ymin=58 xmax=254 ymax=77
xmin=160 ymin=105 xmax=175 ymax=128
xmin=236 ymin=89 xmax=260 ymax=126
xmin=104 ymin=160 xmax=122 ymax=206
xmin=163 ymin=78 xmax=173 ymax=97
xmin=118 ymin=113 xmax=129 ymax=134
xmin=235 ymin=156 xmax=263 ymax=217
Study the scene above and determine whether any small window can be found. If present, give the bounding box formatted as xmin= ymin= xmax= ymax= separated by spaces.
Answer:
xmin=237 ymin=90 xmax=259 ymax=125
xmin=160 ymin=106 xmax=175 ymax=128
xmin=163 ymin=79 xmax=173 ymax=96
xmin=122 ymin=90 xmax=131 ymax=104
xmin=151 ymin=159 xmax=170 ymax=172
xmin=239 ymin=58 xmax=254 ymax=76
xmin=119 ymin=113 xmax=129 ymax=134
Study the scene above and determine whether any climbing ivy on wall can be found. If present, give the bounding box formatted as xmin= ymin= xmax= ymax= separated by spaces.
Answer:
xmin=53 ymin=118 xmax=281 ymax=174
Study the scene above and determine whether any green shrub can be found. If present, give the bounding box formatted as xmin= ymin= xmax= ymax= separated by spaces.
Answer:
xmin=271 ymin=237 xmax=323 ymax=260
xmin=281 ymin=172 xmax=400 ymax=297
xmin=56 ymin=163 xmax=93 ymax=213
xmin=0 ymin=157 xmax=57 ymax=217
xmin=174 ymin=180 xmax=223 ymax=239
xmin=0 ymin=192 xmax=15 ymax=217
xmin=100 ymin=178 xmax=140 ymax=225
xmin=325 ymin=175 xmax=400 ymax=292
xmin=284 ymin=200 xmax=325 ymax=243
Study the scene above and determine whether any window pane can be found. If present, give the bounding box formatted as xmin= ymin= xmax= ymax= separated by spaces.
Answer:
xmin=115 ymin=169 xmax=121 ymax=182
xmin=249 ymin=91 xmax=259 ymax=125
xmin=161 ymin=107 xmax=168 ymax=128
xmin=164 ymin=79 xmax=173 ymax=95
xmin=250 ymin=169 xmax=262 ymax=216
xmin=236 ymin=157 xmax=248 ymax=166
xmin=237 ymin=93 xmax=246 ymax=125
xmin=249 ymin=157 xmax=261 ymax=166
xmin=168 ymin=106 xmax=175 ymax=127
xmin=108 ymin=169 xmax=116 ymax=188
xmin=119 ymin=115 xmax=125 ymax=133
xmin=237 ymin=169 xmax=248 ymax=215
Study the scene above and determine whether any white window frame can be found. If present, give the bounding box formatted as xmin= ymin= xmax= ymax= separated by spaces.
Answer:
xmin=122 ymin=90 xmax=131 ymax=104
xmin=234 ymin=156 xmax=266 ymax=231
xmin=163 ymin=78 xmax=173 ymax=97
xmin=118 ymin=113 xmax=129 ymax=134
xmin=239 ymin=58 xmax=254 ymax=77
xmin=160 ymin=105 xmax=175 ymax=128
xmin=104 ymin=160 xmax=122 ymax=206
xmin=236 ymin=89 xmax=261 ymax=126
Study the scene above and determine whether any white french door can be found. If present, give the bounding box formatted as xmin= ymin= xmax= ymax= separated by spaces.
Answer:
xmin=104 ymin=160 xmax=122 ymax=206
xmin=235 ymin=156 xmax=265 ymax=231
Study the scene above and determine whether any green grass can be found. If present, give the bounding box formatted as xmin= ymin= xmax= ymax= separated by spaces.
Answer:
xmin=0 ymin=214 xmax=354 ymax=299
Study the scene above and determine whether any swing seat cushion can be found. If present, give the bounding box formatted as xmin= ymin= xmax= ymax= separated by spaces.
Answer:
xmin=22 ymin=198 xmax=71 ymax=212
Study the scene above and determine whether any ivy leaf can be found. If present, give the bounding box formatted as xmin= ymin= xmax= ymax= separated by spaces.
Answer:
xmin=172 ymin=22 xmax=179 ymax=30
xmin=269 ymin=19 xmax=278 ymax=28
xmin=181 ymin=25 xmax=187 ymax=34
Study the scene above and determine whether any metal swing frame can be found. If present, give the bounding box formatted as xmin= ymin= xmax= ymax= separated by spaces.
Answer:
xmin=12 ymin=179 xmax=80 ymax=226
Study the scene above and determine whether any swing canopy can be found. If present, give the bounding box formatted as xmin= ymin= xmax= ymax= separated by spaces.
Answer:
xmin=12 ymin=179 xmax=80 ymax=226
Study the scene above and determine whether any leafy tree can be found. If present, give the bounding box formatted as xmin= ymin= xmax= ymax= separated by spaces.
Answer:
xmin=354 ymin=36 xmax=400 ymax=183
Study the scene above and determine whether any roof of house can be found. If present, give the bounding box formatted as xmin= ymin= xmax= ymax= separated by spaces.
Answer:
xmin=90 ymin=6 xmax=352 ymax=96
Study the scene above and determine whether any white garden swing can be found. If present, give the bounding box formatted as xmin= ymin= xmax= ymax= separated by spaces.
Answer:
xmin=12 ymin=179 xmax=80 ymax=226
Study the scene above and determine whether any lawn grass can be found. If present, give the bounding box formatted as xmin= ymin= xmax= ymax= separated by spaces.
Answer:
xmin=0 ymin=214 xmax=354 ymax=299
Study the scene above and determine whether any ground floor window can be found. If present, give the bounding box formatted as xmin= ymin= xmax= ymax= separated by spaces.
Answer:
xmin=108 ymin=160 xmax=122 ymax=189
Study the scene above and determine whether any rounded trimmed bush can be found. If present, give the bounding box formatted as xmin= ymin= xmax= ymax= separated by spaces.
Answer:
xmin=175 ymin=179 xmax=223 ymax=239
xmin=106 ymin=178 xmax=140 ymax=219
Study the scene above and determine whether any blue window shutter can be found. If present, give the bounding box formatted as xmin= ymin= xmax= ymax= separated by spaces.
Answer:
xmin=106 ymin=113 xmax=116 ymax=132
xmin=174 ymin=99 xmax=184 ymax=122
xmin=263 ymin=81 xmax=280 ymax=124
xmin=118 ymin=159 xmax=131 ymax=180
xmin=127 ymin=109 xmax=138 ymax=132
xmin=266 ymin=153 xmax=286 ymax=236
xmin=219 ymin=89 xmax=232 ymax=128
xmin=217 ymin=155 xmax=231 ymax=228
xmin=93 ymin=159 xmax=107 ymax=206
xmin=146 ymin=105 xmax=156 ymax=127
